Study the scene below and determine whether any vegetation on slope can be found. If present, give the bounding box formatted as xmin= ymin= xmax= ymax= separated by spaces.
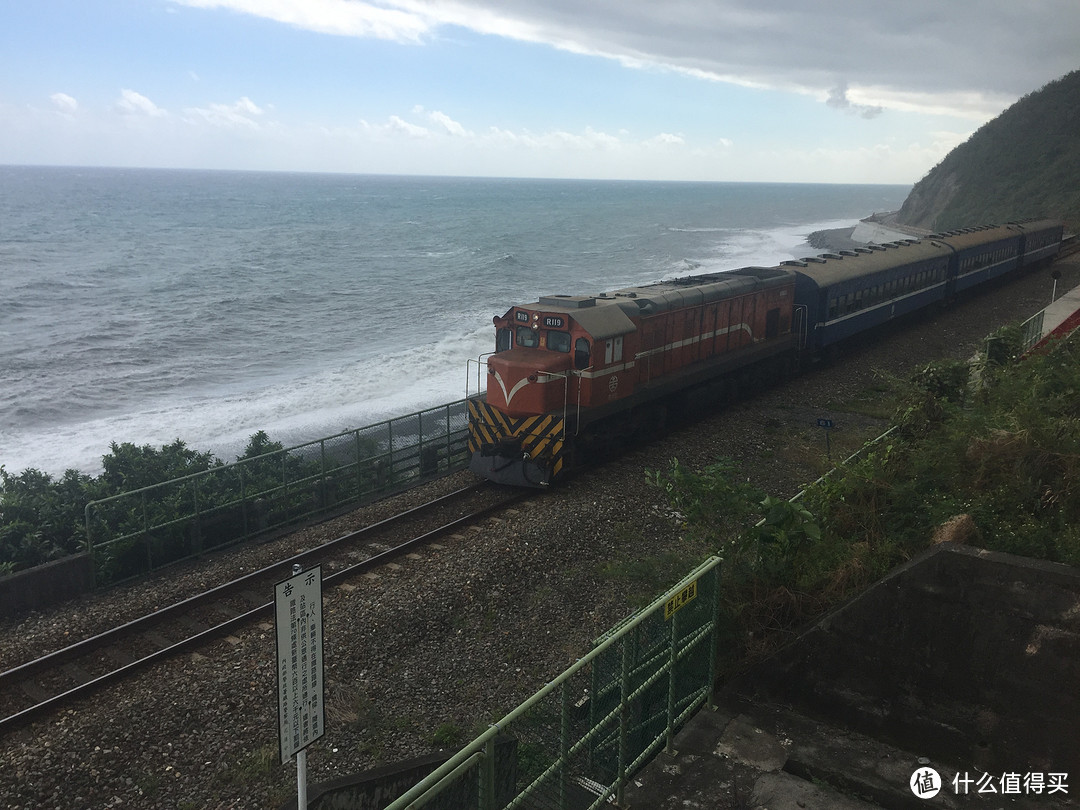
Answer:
xmin=652 ymin=326 xmax=1080 ymax=672
xmin=896 ymin=70 xmax=1080 ymax=233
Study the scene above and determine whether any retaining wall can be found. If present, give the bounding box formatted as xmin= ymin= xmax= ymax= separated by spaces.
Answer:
xmin=728 ymin=543 xmax=1080 ymax=773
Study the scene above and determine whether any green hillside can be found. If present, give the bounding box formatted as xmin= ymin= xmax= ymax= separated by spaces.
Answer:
xmin=896 ymin=70 xmax=1080 ymax=232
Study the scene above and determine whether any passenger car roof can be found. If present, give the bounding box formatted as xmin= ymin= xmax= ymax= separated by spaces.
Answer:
xmin=786 ymin=240 xmax=954 ymax=288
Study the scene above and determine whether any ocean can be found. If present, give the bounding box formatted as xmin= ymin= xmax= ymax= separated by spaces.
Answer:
xmin=0 ymin=166 xmax=909 ymax=476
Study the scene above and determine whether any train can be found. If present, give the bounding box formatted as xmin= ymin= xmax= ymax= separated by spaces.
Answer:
xmin=467 ymin=219 xmax=1064 ymax=487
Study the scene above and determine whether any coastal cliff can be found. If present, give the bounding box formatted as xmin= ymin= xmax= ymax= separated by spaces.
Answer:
xmin=895 ymin=69 xmax=1080 ymax=232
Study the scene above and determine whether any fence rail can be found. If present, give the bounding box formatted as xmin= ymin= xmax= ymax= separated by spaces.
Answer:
xmin=84 ymin=399 xmax=476 ymax=588
xmin=380 ymin=556 xmax=723 ymax=810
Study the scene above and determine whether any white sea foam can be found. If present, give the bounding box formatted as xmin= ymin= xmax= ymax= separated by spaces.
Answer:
xmin=0 ymin=323 xmax=494 ymax=476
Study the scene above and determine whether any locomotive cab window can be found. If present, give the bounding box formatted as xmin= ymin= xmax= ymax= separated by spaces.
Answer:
xmin=496 ymin=327 xmax=512 ymax=352
xmin=546 ymin=330 xmax=571 ymax=353
xmin=574 ymin=338 xmax=591 ymax=370
xmin=516 ymin=325 xmax=540 ymax=348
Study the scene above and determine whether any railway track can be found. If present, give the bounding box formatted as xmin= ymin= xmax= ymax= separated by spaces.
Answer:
xmin=0 ymin=482 xmax=528 ymax=734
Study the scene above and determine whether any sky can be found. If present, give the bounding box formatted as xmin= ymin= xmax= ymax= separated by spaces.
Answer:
xmin=2 ymin=1 xmax=1078 ymax=184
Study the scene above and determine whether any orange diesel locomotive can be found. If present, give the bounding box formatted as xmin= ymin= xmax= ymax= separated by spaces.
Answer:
xmin=468 ymin=267 xmax=796 ymax=486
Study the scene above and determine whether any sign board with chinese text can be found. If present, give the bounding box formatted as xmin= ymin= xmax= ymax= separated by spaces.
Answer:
xmin=275 ymin=565 xmax=325 ymax=763
xmin=664 ymin=579 xmax=698 ymax=620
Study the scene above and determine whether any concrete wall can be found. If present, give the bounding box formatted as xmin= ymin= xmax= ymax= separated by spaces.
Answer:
xmin=729 ymin=543 xmax=1080 ymax=774
xmin=851 ymin=219 xmax=930 ymax=244
xmin=0 ymin=553 xmax=94 ymax=618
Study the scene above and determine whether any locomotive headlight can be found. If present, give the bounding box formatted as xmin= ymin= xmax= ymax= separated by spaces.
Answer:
xmin=532 ymin=323 xmax=539 ymax=330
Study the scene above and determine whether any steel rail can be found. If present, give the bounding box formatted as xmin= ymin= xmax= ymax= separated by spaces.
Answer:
xmin=0 ymin=484 xmax=527 ymax=734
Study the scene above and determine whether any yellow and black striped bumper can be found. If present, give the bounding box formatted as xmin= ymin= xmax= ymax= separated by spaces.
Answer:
xmin=467 ymin=398 xmax=568 ymax=487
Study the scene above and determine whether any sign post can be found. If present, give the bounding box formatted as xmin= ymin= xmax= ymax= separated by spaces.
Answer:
xmin=816 ymin=418 xmax=834 ymax=460
xmin=276 ymin=563 xmax=325 ymax=809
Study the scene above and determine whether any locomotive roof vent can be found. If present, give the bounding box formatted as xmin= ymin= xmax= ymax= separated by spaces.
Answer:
xmin=820 ymin=253 xmax=843 ymax=260
xmin=801 ymin=256 xmax=827 ymax=264
xmin=539 ymin=295 xmax=596 ymax=308
xmin=866 ymin=244 xmax=887 ymax=251
xmin=615 ymin=292 xmax=638 ymax=298
xmin=853 ymin=247 xmax=874 ymax=254
xmin=839 ymin=250 xmax=859 ymax=256
xmin=781 ymin=259 xmax=808 ymax=267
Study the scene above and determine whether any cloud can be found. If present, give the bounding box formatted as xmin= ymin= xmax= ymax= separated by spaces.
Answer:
xmin=50 ymin=93 xmax=78 ymax=114
xmin=184 ymin=96 xmax=265 ymax=129
xmin=116 ymin=89 xmax=167 ymax=117
xmin=646 ymin=132 xmax=685 ymax=147
xmin=178 ymin=1 xmax=1080 ymax=121
xmin=174 ymin=0 xmax=430 ymax=42
xmin=387 ymin=115 xmax=429 ymax=138
xmin=413 ymin=106 xmax=470 ymax=136
xmin=826 ymin=81 xmax=884 ymax=120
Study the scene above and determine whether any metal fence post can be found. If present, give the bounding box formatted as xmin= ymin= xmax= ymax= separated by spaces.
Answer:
xmin=192 ymin=477 xmax=203 ymax=558
xmin=666 ymin=607 xmax=678 ymax=754
xmin=240 ymin=463 xmax=249 ymax=538
xmin=388 ymin=419 xmax=394 ymax=478
xmin=84 ymin=502 xmax=97 ymax=588
xmin=616 ymin=634 xmax=631 ymax=807
xmin=446 ymin=406 xmax=452 ymax=472
xmin=354 ymin=429 xmax=363 ymax=497
xmin=142 ymin=490 xmax=151 ymax=574
xmin=480 ymin=732 xmax=497 ymax=810
xmin=320 ymin=438 xmax=327 ymax=507
xmin=707 ymin=562 xmax=722 ymax=710
xmin=559 ymin=680 xmax=571 ymax=809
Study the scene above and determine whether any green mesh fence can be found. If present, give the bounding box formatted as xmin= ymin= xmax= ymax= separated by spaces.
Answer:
xmin=1019 ymin=310 xmax=1045 ymax=353
xmin=84 ymin=400 xmax=473 ymax=587
xmin=379 ymin=557 xmax=722 ymax=810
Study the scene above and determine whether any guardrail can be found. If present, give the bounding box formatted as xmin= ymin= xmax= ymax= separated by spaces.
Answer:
xmin=84 ymin=399 xmax=475 ymax=588
xmin=381 ymin=556 xmax=722 ymax=810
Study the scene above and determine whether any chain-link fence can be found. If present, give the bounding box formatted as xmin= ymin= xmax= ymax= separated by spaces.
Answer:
xmin=379 ymin=557 xmax=722 ymax=810
xmin=84 ymin=400 xmax=473 ymax=587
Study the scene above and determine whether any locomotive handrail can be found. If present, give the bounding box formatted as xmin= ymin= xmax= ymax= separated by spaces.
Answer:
xmin=466 ymin=352 xmax=495 ymax=399
xmin=793 ymin=304 xmax=809 ymax=352
xmin=538 ymin=369 xmax=580 ymax=440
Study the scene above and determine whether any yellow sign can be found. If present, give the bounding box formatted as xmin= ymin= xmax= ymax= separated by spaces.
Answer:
xmin=664 ymin=579 xmax=698 ymax=620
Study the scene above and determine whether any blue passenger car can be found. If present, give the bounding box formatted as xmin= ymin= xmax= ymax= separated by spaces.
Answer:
xmin=787 ymin=240 xmax=954 ymax=352
xmin=1017 ymin=219 xmax=1064 ymax=267
xmin=936 ymin=225 xmax=1023 ymax=295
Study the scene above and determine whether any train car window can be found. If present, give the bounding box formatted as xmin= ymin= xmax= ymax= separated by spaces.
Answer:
xmin=496 ymin=328 xmax=512 ymax=352
xmin=516 ymin=325 xmax=540 ymax=348
xmin=574 ymin=338 xmax=591 ymax=370
xmin=546 ymin=330 xmax=571 ymax=353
